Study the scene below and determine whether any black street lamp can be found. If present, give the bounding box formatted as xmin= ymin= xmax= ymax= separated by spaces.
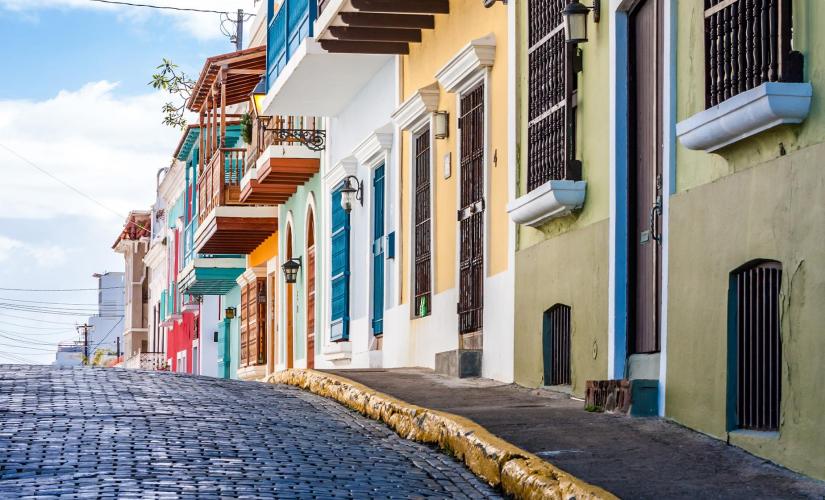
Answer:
xmin=562 ymin=0 xmax=600 ymax=44
xmin=282 ymin=257 xmax=302 ymax=284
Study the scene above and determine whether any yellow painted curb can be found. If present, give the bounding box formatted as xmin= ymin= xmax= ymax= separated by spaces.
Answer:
xmin=264 ymin=368 xmax=617 ymax=500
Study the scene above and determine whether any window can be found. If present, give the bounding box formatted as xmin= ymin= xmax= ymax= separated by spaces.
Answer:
xmin=527 ymin=0 xmax=580 ymax=192
xmin=414 ymin=127 xmax=432 ymax=317
xmin=543 ymin=304 xmax=572 ymax=386
xmin=330 ymin=186 xmax=351 ymax=342
xmin=704 ymin=0 xmax=802 ymax=108
xmin=731 ymin=260 xmax=782 ymax=431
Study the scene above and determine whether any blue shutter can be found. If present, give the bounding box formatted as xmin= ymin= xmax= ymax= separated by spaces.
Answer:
xmin=372 ymin=164 xmax=385 ymax=335
xmin=330 ymin=186 xmax=350 ymax=341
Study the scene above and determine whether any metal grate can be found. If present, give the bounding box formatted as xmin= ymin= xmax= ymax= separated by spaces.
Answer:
xmin=734 ymin=261 xmax=781 ymax=431
xmin=458 ymin=84 xmax=485 ymax=335
xmin=527 ymin=0 xmax=579 ymax=192
xmin=544 ymin=304 xmax=571 ymax=386
xmin=414 ymin=127 xmax=432 ymax=317
xmin=704 ymin=0 xmax=801 ymax=108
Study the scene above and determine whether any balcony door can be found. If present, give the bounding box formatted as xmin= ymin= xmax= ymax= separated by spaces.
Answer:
xmin=372 ymin=164 xmax=386 ymax=336
xmin=628 ymin=0 xmax=663 ymax=354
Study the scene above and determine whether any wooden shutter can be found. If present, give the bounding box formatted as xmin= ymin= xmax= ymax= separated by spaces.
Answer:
xmin=414 ymin=127 xmax=432 ymax=317
xmin=704 ymin=0 xmax=801 ymax=108
xmin=330 ymin=186 xmax=350 ymax=341
xmin=306 ymin=245 xmax=316 ymax=368
xmin=527 ymin=0 xmax=580 ymax=192
xmin=240 ymin=284 xmax=249 ymax=367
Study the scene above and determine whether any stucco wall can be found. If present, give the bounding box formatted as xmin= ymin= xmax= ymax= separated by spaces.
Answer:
xmin=399 ymin=0 xmax=510 ymax=299
xmin=279 ymin=174 xmax=321 ymax=367
xmin=666 ymin=142 xmax=825 ymax=480
xmin=675 ymin=0 xmax=825 ymax=191
xmin=515 ymin=0 xmax=610 ymax=249
xmin=224 ymin=285 xmax=241 ymax=379
xmin=514 ymin=219 xmax=609 ymax=395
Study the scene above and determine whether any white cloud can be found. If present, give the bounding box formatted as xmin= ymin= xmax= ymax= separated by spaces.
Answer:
xmin=0 ymin=235 xmax=68 ymax=267
xmin=0 ymin=81 xmax=181 ymax=220
xmin=0 ymin=0 xmax=257 ymax=41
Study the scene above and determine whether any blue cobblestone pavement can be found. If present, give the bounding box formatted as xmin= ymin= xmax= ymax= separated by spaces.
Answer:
xmin=0 ymin=365 xmax=500 ymax=499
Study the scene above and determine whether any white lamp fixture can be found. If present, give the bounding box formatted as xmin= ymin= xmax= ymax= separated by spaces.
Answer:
xmin=340 ymin=175 xmax=363 ymax=214
xmin=434 ymin=111 xmax=449 ymax=140
xmin=562 ymin=0 xmax=600 ymax=44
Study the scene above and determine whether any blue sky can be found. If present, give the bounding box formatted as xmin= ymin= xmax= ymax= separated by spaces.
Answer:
xmin=0 ymin=0 xmax=256 ymax=364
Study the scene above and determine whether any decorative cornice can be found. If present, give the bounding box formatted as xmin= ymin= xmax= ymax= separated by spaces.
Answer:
xmin=236 ymin=266 xmax=267 ymax=286
xmin=352 ymin=126 xmax=394 ymax=166
xmin=159 ymin=160 xmax=185 ymax=206
xmin=435 ymin=34 xmax=496 ymax=94
xmin=392 ymin=83 xmax=440 ymax=131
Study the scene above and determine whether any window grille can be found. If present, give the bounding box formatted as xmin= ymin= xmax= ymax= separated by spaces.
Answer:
xmin=733 ymin=261 xmax=781 ymax=431
xmin=414 ymin=127 xmax=432 ymax=317
xmin=527 ymin=0 xmax=580 ymax=192
xmin=704 ymin=0 xmax=802 ymax=108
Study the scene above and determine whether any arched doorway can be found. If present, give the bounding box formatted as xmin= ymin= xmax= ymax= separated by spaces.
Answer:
xmin=285 ymin=222 xmax=294 ymax=369
xmin=305 ymin=207 xmax=316 ymax=369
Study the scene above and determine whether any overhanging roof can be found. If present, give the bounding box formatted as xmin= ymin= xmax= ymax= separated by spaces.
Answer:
xmin=187 ymin=46 xmax=266 ymax=112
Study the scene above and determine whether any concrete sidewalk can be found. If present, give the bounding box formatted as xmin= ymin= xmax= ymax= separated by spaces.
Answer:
xmin=325 ymin=368 xmax=825 ymax=500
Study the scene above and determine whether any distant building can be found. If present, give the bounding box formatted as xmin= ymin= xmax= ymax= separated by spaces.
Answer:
xmin=86 ymin=272 xmax=125 ymax=358
xmin=53 ymin=342 xmax=84 ymax=367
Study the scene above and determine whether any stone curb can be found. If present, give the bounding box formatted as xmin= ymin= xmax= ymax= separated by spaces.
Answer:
xmin=264 ymin=368 xmax=617 ymax=500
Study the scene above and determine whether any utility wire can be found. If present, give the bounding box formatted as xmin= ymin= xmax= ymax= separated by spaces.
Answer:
xmin=0 ymin=313 xmax=82 ymax=325
xmin=0 ymin=342 xmax=59 ymax=352
xmin=88 ymin=0 xmax=255 ymax=16
xmin=0 ymin=297 xmax=124 ymax=307
xmin=0 ymin=143 xmax=150 ymax=234
xmin=0 ymin=351 xmax=40 ymax=364
xmin=89 ymin=317 xmax=124 ymax=352
xmin=0 ymin=286 xmax=123 ymax=292
xmin=0 ymin=332 xmax=74 ymax=346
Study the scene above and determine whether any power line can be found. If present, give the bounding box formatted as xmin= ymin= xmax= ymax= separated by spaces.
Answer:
xmin=0 ymin=143 xmax=150 ymax=234
xmin=0 ymin=297 xmax=124 ymax=307
xmin=88 ymin=0 xmax=255 ymax=16
xmin=0 ymin=342 xmax=58 ymax=352
xmin=0 ymin=313 xmax=85 ymax=325
xmin=0 ymin=351 xmax=40 ymax=364
xmin=89 ymin=317 xmax=124 ymax=352
xmin=0 ymin=286 xmax=123 ymax=292
xmin=0 ymin=332 xmax=73 ymax=346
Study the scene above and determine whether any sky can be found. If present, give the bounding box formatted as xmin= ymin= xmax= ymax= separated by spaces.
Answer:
xmin=0 ymin=0 xmax=257 ymax=364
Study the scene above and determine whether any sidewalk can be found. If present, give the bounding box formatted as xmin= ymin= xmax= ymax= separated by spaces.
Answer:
xmin=325 ymin=368 xmax=825 ymax=499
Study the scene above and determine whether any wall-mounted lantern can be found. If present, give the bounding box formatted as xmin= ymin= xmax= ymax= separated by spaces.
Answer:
xmin=562 ymin=0 xmax=600 ymax=44
xmin=434 ymin=111 xmax=449 ymax=140
xmin=250 ymin=77 xmax=267 ymax=118
xmin=282 ymin=257 xmax=302 ymax=284
xmin=224 ymin=306 xmax=236 ymax=320
xmin=340 ymin=175 xmax=363 ymax=214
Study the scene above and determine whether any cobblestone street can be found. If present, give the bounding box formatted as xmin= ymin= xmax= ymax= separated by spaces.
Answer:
xmin=0 ymin=365 xmax=499 ymax=498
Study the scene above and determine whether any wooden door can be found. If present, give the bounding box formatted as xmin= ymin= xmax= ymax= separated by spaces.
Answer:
xmin=629 ymin=0 xmax=663 ymax=354
xmin=458 ymin=83 xmax=485 ymax=338
xmin=372 ymin=164 xmax=386 ymax=336
xmin=306 ymin=245 xmax=316 ymax=369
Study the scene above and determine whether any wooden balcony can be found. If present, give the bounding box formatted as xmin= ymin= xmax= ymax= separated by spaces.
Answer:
xmin=194 ymin=148 xmax=278 ymax=255
xmin=240 ymin=115 xmax=323 ymax=205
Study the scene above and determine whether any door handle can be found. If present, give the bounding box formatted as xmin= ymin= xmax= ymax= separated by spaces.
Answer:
xmin=649 ymin=195 xmax=662 ymax=244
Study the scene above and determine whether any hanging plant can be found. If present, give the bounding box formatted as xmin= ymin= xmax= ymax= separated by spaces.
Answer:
xmin=240 ymin=112 xmax=253 ymax=145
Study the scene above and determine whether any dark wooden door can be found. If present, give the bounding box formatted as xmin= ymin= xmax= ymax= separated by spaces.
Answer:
xmin=629 ymin=0 xmax=663 ymax=354
xmin=458 ymin=83 xmax=485 ymax=336
xmin=306 ymin=245 xmax=315 ymax=369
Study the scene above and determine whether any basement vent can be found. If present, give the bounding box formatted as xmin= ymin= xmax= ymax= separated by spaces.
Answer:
xmin=733 ymin=260 xmax=782 ymax=432
xmin=543 ymin=304 xmax=571 ymax=386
